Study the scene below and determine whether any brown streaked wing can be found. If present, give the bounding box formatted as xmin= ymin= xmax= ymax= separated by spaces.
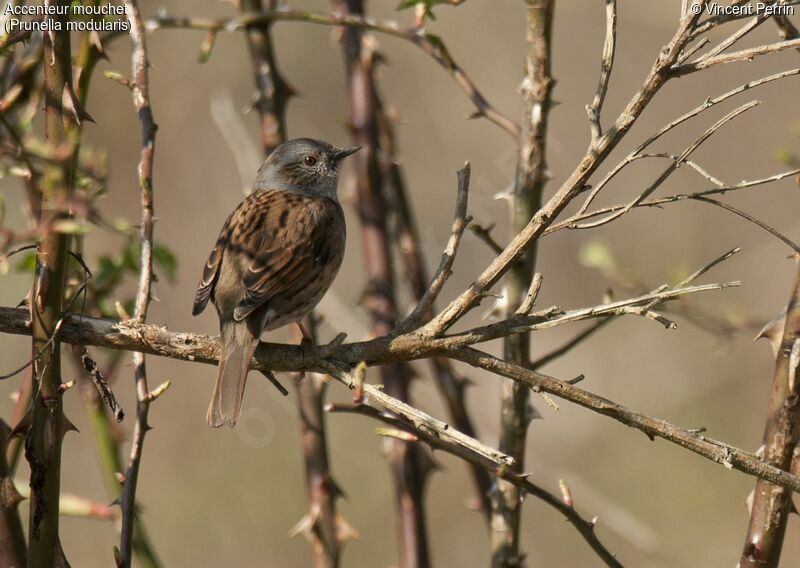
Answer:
xmin=233 ymin=192 xmax=343 ymax=321
xmin=191 ymin=197 xmax=245 ymax=316
xmin=193 ymin=234 xmax=226 ymax=316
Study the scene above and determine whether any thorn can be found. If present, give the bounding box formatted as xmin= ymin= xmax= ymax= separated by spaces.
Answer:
xmin=61 ymin=81 xmax=96 ymax=126
xmin=418 ymin=445 xmax=443 ymax=478
xmin=10 ymin=408 xmax=32 ymax=438
xmin=288 ymin=509 xmax=318 ymax=540
xmin=63 ymin=413 xmax=80 ymax=435
xmin=58 ymin=380 xmax=75 ymax=393
xmin=325 ymin=474 xmax=347 ymax=501
xmin=113 ymin=545 xmax=121 ymax=567
xmin=115 ymin=472 xmax=125 ymax=484
xmin=335 ymin=513 xmax=360 ymax=543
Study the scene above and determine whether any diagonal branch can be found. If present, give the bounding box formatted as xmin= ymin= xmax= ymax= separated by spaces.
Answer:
xmin=326 ymin=402 xmax=622 ymax=567
xmin=422 ymin=8 xmax=706 ymax=335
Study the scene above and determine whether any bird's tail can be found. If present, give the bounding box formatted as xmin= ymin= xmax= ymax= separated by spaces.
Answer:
xmin=207 ymin=320 xmax=258 ymax=428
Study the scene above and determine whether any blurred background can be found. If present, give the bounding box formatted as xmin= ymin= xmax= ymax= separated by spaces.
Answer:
xmin=2 ymin=0 xmax=800 ymax=565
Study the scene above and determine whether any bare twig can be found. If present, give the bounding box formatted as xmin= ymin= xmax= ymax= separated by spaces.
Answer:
xmin=548 ymin=168 xmax=800 ymax=236
xmin=327 ymin=403 xmax=622 ymax=567
xmin=321 ymin=362 xmax=513 ymax=469
xmin=378 ymin=103 xmax=492 ymax=518
xmin=237 ymin=0 xmax=293 ymax=154
xmin=530 ymin=318 xmax=612 ymax=370
xmin=423 ymin=8 xmax=706 ymax=335
xmin=693 ymin=10 xmax=771 ymax=63
xmin=673 ymin=37 xmax=800 ymax=75
xmin=291 ymin=323 xmax=346 ymax=567
xmin=572 ymin=100 xmax=759 ymax=230
xmin=146 ymin=9 xmax=518 ymax=137
xmin=740 ymin=258 xmax=800 ymax=567
xmin=397 ymin=164 xmax=471 ymax=335
xmin=6 ymin=306 xmax=800 ymax=495
xmin=587 ymin=0 xmax=617 ymax=142
xmin=73 ymin=346 xmax=124 ymax=422
xmin=453 ymin=347 xmax=800 ymax=494
xmin=119 ymin=3 xmax=161 ymax=567
xmin=577 ymin=68 xmax=800 ymax=216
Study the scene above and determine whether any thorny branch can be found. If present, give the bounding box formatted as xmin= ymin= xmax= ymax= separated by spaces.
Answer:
xmin=492 ymin=1 xmax=554 ymax=564
xmin=333 ymin=6 xmax=431 ymax=564
xmin=25 ymin=2 xmax=75 ymax=564
xmin=1 ymin=1 xmax=799 ymax=565
xmin=740 ymin=258 xmax=800 ymax=567
xmin=118 ymin=3 xmax=164 ymax=567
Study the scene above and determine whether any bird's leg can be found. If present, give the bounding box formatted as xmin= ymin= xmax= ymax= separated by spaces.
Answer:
xmin=297 ymin=321 xmax=314 ymax=347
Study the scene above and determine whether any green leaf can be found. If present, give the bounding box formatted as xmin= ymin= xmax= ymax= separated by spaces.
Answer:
xmin=153 ymin=244 xmax=178 ymax=283
xmin=14 ymin=252 xmax=36 ymax=273
xmin=578 ymin=241 xmax=616 ymax=272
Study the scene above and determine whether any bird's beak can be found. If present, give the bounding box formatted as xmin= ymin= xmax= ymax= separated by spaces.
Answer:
xmin=332 ymin=146 xmax=361 ymax=162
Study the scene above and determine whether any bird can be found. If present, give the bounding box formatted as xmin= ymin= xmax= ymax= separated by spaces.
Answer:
xmin=192 ymin=138 xmax=359 ymax=428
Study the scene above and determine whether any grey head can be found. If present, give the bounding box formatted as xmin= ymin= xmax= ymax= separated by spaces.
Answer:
xmin=253 ymin=138 xmax=360 ymax=200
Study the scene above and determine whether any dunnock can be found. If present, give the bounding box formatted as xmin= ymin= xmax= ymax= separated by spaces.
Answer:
xmin=193 ymin=138 xmax=358 ymax=428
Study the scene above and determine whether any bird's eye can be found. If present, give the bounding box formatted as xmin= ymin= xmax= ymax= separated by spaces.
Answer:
xmin=304 ymin=155 xmax=318 ymax=166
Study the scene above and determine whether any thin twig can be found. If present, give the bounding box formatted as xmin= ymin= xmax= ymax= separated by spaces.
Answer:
xmin=572 ymin=100 xmax=759 ymax=230
xmin=673 ymin=37 xmax=800 ymax=75
xmin=587 ymin=0 xmax=617 ymax=142
xmin=327 ymin=403 xmax=622 ymax=567
xmin=397 ymin=164 xmax=471 ymax=335
xmin=119 ymin=3 xmax=161 ymax=566
xmin=548 ymin=168 xmax=800 ymax=235
xmin=530 ymin=318 xmax=612 ymax=370
xmin=577 ymin=68 xmax=800 ymax=216
xmin=378 ymin=100 xmax=493 ymax=518
xmin=321 ymin=362 xmax=513 ymax=469
xmin=423 ymin=7 xmax=706 ymax=335
xmin=693 ymin=197 xmax=800 ymax=254
xmin=146 ymin=9 xmax=519 ymax=137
